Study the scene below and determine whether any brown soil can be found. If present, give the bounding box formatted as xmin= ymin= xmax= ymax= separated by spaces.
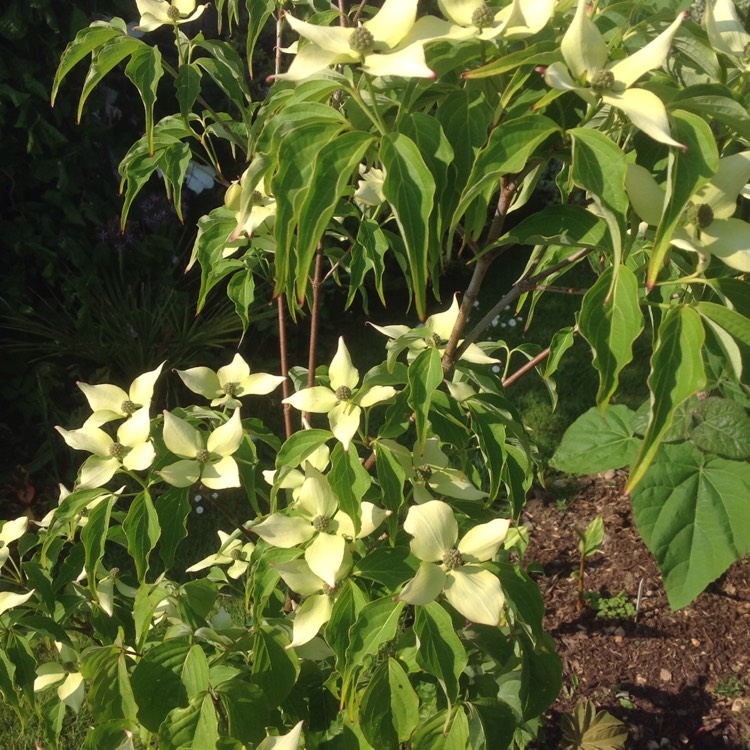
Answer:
xmin=524 ymin=472 xmax=750 ymax=750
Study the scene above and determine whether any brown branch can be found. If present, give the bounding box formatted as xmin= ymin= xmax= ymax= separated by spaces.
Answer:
xmin=502 ymin=346 xmax=552 ymax=389
xmin=305 ymin=243 xmax=325 ymax=423
xmin=277 ymin=297 xmax=293 ymax=440
xmin=351 ymin=0 xmax=368 ymax=25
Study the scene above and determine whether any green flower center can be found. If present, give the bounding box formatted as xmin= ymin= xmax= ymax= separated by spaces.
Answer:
xmin=335 ymin=385 xmax=352 ymax=401
xmin=121 ymin=399 xmax=139 ymax=415
xmin=195 ymin=448 xmax=211 ymax=463
xmin=312 ymin=515 xmax=330 ymax=532
xmin=472 ymin=4 xmax=495 ymax=30
xmin=109 ymin=442 xmax=128 ymax=459
xmin=686 ymin=202 xmax=714 ymax=229
xmin=167 ymin=5 xmax=182 ymax=20
xmin=590 ymin=69 xmax=615 ymax=92
xmin=442 ymin=548 xmax=464 ymax=571
xmin=109 ymin=567 xmax=120 ymax=579
xmin=222 ymin=381 xmax=241 ymax=397
xmin=230 ymin=548 xmax=244 ymax=561
xmin=744 ymin=41 xmax=750 ymax=62
xmin=349 ymin=26 xmax=375 ymax=54
xmin=416 ymin=466 xmax=433 ymax=481
xmin=250 ymin=190 xmax=264 ymax=206
xmin=431 ymin=333 xmax=442 ymax=346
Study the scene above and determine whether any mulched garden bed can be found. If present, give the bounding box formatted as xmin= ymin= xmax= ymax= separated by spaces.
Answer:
xmin=524 ymin=471 xmax=750 ymax=749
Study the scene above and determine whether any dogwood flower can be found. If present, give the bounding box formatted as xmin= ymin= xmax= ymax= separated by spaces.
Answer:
xmin=186 ymin=530 xmax=255 ymax=578
xmin=282 ymin=338 xmax=397 ymax=451
xmin=398 ymin=500 xmax=510 ymax=625
xmin=262 ymin=444 xmax=331 ymax=499
xmin=34 ymin=664 xmax=85 ymax=713
xmin=224 ymin=170 xmax=277 ymax=241
xmin=438 ymin=0 xmax=556 ymax=40
xmin=625 ymin=152 xmax=750 ymax=272
xmin=56 ymin=407 xmax=155 ymax=488
xmin=0 ymin=589 xmax=36 ymax=618
xmin=705 ymin=0 xmax=750 ymax=69
xmin=77 ymin=361 xmax=164 ymax=426
xmin=257 ymin=721 xmax=304 ymax=750
xmin=274 ymin=0 xmax=435 ymax=81
xmin=253 ymin=466 xmax=387 ymax=586
xmin=136 ymin=0 xmax=206 ymax=32
xmin=543 ymin=0 xmax=686 ymax=147
xmin=177 ymin=353 xmax=285 ymax=410
xmin=272 ymin=558 xmax=350 ymax=648
xmin=378 ymin=438 xmax=488 ymax=503
xmin=0 ymin=517 xmax=27 ymax=570
xmin=370 ymin=296 xmax=501 ymax=365
xmin=159 ymin=409 xmax=243 ymax=490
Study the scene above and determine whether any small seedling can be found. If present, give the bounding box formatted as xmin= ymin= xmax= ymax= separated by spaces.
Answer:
xmin=713 ymin=674 xmax=744 ymax=699
xmin=584 ymin=591 xmax=637 ymax=620
xmin=575 ymin=515 xmax=604 ymax=611
xmin=561 ymin=700 xmax=628 ymax=750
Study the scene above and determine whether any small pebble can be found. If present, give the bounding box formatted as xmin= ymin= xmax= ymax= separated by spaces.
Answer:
xmin=660 ymin=668 xmax=672 ymax=682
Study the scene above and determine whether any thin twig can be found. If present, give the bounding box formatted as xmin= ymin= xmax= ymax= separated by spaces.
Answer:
xmin=502 ymin=346 xmax=552 ymax=389
xmin=535 ymin=284 xmax=587 ymax=295
xmin=351 ymin=0 xmax=368 ymax=25
xmin=305 ymin=243 xmax=325 ymax=423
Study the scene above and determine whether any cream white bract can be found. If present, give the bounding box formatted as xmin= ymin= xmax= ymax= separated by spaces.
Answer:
xmin=398 ymin=500 xmax=510 ymax=625
xmin=625 ymin=152 xmax=750 ymax=272
xmin=438 ymin=0 xmax=556 ymax=40
xmin=705 ymin=0 xmax=750 ymax=69
xmin=160 ymin=409 xmax=244 ymax=489
xmin=186 ymin=530 xmax=255 ymax=578
xmin=177 ymin=353 xmax=285 ymax=410
xmin=136 ymin=0 xmax=206 ymax=31
xmin=56 ymin=406 xmax=155 ymax=488
xmin=544 ymin=0 xmax=686 ymax=147
xmin=282 ymin=338 xmax=397 ymax=451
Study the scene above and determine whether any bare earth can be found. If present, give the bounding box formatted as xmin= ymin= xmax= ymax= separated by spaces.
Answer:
xmin=524 ymin=472 xmax=750 ymax=749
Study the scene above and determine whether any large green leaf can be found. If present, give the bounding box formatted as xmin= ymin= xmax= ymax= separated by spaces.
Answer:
xmin=156 ymin=487 xmax=191 ymax=571
xmin=250 ymin=627 xmax=299 ymax=709
xmin=159 ymin=693 xmax=220 ymax=750
xmin=275 ymin=429 xmax=332 ymax=470
xmin=294 ymin=131 xmax=374 ymax=302
xmin=407 ymin=348 xmax=444 ymax=453
xmin=123 ymin=491 xmax=160 ymax=583
xmin=130 ymin=640 xmax=190 ymax=732
xmin=329 ymin=443 xmax=371 ymax=536
xmin=466 ymin=398 xmax=507 ymax=501
xmin=381 ymin=132 xmax=436 ymax=319
xmin=628 ymin=307 xmax=706 ymax=490
xmin=648 ymin=111 xmax=718 ymax=288
xmin=325 ymin=580 xmax=367 ymax=669
xmin=632 ymin=442 xmax=750 ymax=609
xmin=492 ymin=204 xmax=612 ymax=253
xmin=550 ymin=405 xmax=640 ymax=475
xmin=569 ymin=129 xmax=628 ymax=270
xmin=195 ymin=40 xmax=251 ymax=109
xmin=245 ymin=0 xmax=275 ymax=77
xmin=360 ymin=659 xmax=420 ymax=748
xmin=695 ymin=301 xmax=750 ymax=348
xmin=413 ymin=602 xmax=467 ymax=702
xmin=412 ymin=707 xmax=470 ymax=750
xmin=82 ymin=645 xmax=137 ymax=722
xmin=452 ymin=114 xmax=559 ymax=238
xmin=689 ymin=397 xmax=750 ymax=459
xmin=80 ymin=495 xmax=117 ymax=598
xmin=579 ymin=266 xmax=643 ymax=410
xmin=124 ymin=45 xmax=162 ymax=156
xmin=51 ymin=21 xmax=127 ymax=105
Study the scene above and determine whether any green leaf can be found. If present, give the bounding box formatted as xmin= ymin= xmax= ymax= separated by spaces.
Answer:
xmin=0 ymin=649 xmax=22 ymax=726
xmin=569 ymin=129 xmax=628 ymax=270
xmin=374 ymin=441 xmax=406 ymax=514
xmin=407 ymin=348 xmax=444 ymax=452
xmin=51 ymin=22 xmax=126 ymax=105
xmin=648 ymin=111 xmax=718 ymax=288
xmin=412 ymin=707 xmax=470 ymax=750
xmin=360 ymin=659 xmax=420 ymax=747
xmin=493 ymin=205 xmax=612 ymax=253
xmin=465 ymin=398 xmax=507 ymax=501
xmin=124 ymin=45 xmax=162 ymax=156
xmin=294 ymin=131 xmax=374 ymax=302
xmin=157 ymin=486 xmax=191 ymax=571
xmin=353 ymin=546 xmax=417 ymax=590
xmin=452 ymin=114 xmax=559 ymax=239
xmin=195 ymin=40 xmax=251 ymax=109
xmin=80 ymin=494 xmax=117 ymax=598
xmin=214 ymin=678 xmax=267 ymax=745
xmin=329 ymin=443 xmax=371 ymax=536
xmin=159 ymin=693 xmax=220 ymax=750
xmin=175 ymin=62 xmax=202 ymax=122
xmin=632 ymin=442 xmax=750 ymax=609
xmin=82 ymin=645 xmax=137 ymax=722
xmin=628 ymin=307 xmax=706 ymax=490
xmin=579 ymin=266 xmax=643 ymax=410
xmin=78 ymin=36 xmax=144 ymax=122
xmin=275 ymin=429 xmax=332 ymax=470
xmin=689 ymin=397 xmax=750 ymax=459
xmin=709 ymin=278 xmax=750 ymax=318
xmin=130 ymin=640 xmax=190 ymax=732
xmin=561 ymin=700 xmax=627 ymax=750
xmin=181 ymin=645 xmax=210 ymax=701
xmin=414 ymin=602 xmax=468 ymax=702
xmin=550 ymin=406 xmax=640 ymax=475
xmin=245 ymin=0 xmax=275 ymax=77
xmin=672 ymin=85 xmax=750 ymax=143
xmin=250 ymin=627 xmax=299 ymax=708
xmin=381 ymin=132 xmax=435 ymax=320
xmin=695 ymin=301 xmax=750 ymax=348
xmin=325 ymin=580 xmax=367 ymax=669
xmin=343 ymin=597 xmax=405 ymax=685
xmin=227 ymin=269 xmax=255 ymax=334
xmin=463 ymin=39 xmax=558 ymax=78
xmin=123 ymin=491 xmax=160 ymax=583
